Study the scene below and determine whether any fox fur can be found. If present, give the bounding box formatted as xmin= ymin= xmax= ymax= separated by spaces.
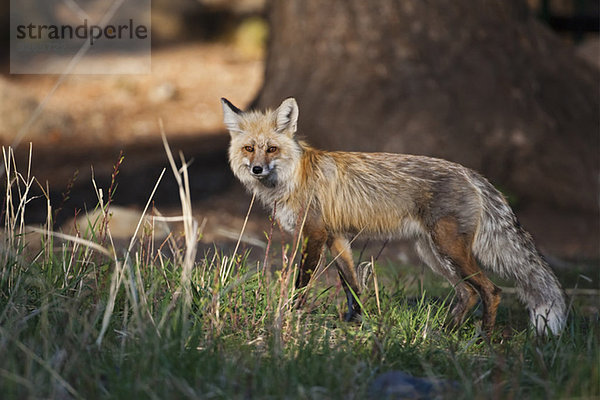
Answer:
xmin=221 ymin=97 xmax=567 ymax=335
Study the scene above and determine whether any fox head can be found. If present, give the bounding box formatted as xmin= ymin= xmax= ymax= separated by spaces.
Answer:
xmin=221 ymin=97 xmax=302 ymax=190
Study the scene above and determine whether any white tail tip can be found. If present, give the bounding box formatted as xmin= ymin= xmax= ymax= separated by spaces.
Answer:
xmin=532 ymin=303 xmax=566 ymax=335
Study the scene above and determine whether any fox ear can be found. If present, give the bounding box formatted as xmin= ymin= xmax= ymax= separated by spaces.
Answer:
xmin=221 ymin=98 xmax=243 ymax=135
xmin=275 ymin=98 xmax=299 ymax=134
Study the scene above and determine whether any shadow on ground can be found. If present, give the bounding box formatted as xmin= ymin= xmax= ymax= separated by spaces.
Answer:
xmin=11 ymin=132 xmax=233 ymax=226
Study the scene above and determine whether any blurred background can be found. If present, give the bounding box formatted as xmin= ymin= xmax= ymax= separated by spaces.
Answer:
xmin=0 ymin=0 xmax=598 ymax=266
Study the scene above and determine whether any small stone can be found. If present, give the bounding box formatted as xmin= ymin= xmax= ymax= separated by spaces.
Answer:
xmin=368 ymin=370 xmax=458 ymax=400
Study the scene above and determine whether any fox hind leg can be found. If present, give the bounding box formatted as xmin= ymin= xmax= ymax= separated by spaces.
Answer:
xmin=449 ymin=282 xmax=479 ymax=329
xmin=431 ymin=217 xmax=502 ymax=335
xmin=415 ymin=237 xmax=479 ymax=329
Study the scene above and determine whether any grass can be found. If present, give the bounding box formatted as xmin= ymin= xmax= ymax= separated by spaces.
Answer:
xmin=0 ymin=142 xmax=598 ymax=400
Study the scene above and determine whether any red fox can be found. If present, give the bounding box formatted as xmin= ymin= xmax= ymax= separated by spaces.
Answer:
xmin=221 ymin=97 xmax=567 ymax=335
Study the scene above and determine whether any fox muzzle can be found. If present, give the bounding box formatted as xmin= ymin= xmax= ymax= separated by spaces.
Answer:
xmin=249 ymin=164 xmax=272 ymax=178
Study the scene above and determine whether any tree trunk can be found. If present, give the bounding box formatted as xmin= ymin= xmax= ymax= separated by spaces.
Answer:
xmin=255 ymin=0 xmax=599 ymax=222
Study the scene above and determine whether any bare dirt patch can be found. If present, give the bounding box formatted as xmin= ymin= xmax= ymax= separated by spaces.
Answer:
xmin=4 ymin=42 xmax=263 ymax=147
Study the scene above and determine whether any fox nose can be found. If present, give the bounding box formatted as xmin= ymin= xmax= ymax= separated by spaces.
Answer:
xmin=252 ymin=166 xmax=263 ymax=175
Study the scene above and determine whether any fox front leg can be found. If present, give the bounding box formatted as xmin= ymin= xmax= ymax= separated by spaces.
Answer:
xmin=328 ymin=236 xmax=361 ymax=322
xmin=295 ymin=226 xmax=327 ymax=307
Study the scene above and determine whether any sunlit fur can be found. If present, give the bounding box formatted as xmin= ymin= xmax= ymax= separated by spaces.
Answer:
xmin=222 ymin=97 xmax=567 ymax=335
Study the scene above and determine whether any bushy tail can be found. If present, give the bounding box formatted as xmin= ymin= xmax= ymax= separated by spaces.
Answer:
xmin=470 ymin=175 xmax=567 ymax=335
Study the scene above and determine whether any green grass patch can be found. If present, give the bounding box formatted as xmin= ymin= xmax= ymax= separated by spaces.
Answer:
xmin=0 ymin=145 xmax=598 ymax=399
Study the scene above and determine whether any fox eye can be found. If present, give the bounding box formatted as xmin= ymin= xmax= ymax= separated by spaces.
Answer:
xmin=267 ymin=146 xmax=278 ymax=153
xmin=244 ymin=146 xmax=254 ymax=152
